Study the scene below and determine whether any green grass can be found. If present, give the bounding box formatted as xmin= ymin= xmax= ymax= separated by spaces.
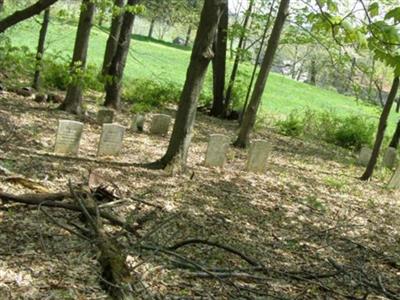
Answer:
xmin=7 ymin=18 xmax=399 ymax=133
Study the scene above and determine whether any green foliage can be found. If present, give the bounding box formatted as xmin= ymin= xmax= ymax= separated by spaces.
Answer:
xmin=275 ymin=109 xmax=375 ymax=150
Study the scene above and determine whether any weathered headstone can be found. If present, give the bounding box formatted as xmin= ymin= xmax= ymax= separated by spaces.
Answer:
xmin=383 ymin=147 xmax=397 ymax=169
xmin=97 ymin=124 xmax=125 ymax=157
xmin=357 ymin=146 xmax=372 ymax=166
xmin=131 ymin=114 xmax=145 ymax=132
xmin=246 ymin=140 xmax=272 ymax=173
xmin=54 ymin=120 xmax=84 ymax=155
xmin=388 ymin=165 xmax=400 ymax=189
xmin=97 ymin=108 xmax=114 ymax=124
xmin=204 ymin=134 xmax=230 ymax=167
xmin=150 ymin=114 xmax=171 ymax=135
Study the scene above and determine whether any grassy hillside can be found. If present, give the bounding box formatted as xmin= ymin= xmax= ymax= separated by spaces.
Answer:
xmin=7 ymin=18 xmax=398 ymax=132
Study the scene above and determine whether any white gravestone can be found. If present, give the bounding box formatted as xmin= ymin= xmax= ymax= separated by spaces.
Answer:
xmin=247 ymin=140 xmax=272 ymax=173
xmin=357 ymin=146 xmax=372 ymax=166
xmin=54 ymin=120 xmax=84 ymax=155
xmin=131 ymin=114 xmax=145 ymax=132
xmin=383 ymin=147 xmax=397 ymax=169
xmin=97 ymin=108 xmax=114 ymax=124
xmin=204 ymin=134 xmax=230 ymax=167
xmin=388 ymin=165 xmax=400 ymax=189
xmin=150 ymin=114 xmax=171 ymax=135
xmin=97 ymin=124 xmax=125 ymax=157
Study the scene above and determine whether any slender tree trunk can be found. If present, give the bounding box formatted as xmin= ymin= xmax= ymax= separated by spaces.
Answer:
xmin=309 ymin=59 xmax=317 ymax=85
xmin=32 ymin=8 xmax=50 ymax=90
xmin=241 ymin=0 xmax=275 ymax=123
xmin=59 ymin=0 xmax=95 ymax=114
xmin=185 ymin=25 xmax=192 ymax=46
xmin=0 ymin=0 xmax=58 ymax=33
xmin=101 ymin=0 xmax=125 ymax=76
xmin=148 ymin=18 xmax=155 ymax=38
xmin=210 ymin=1 xmax=228 ymax=117
xmin=103 ymin=0 xmax=138 ymax=109
xmin=360 ymin=76 xmax=399 ymax=181
xmin=389 ymin=119 xmax=400 ymax=149
xmin=149 ymin=0 xmax=226 ymax=169
xmin=234 ymin=0 xmax=290 ymax=148
xmin=0 ymin=0 xmax=4 ymax=12
xmin=224 ymin=0 xmax=254 ymax=116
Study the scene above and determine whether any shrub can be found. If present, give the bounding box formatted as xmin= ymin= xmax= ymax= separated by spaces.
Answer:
xmin=276 ymin=111 xmax=304 ymax=137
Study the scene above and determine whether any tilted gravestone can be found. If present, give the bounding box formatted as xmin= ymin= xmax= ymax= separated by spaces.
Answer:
xmin=131 ymin=114 xmax=145 ymax=132
xmin=97 ymin=108 xmax=114 ymax=124
xmin=357 ymin=146 xmax=372 ymax=166
xmin=247 ymin=140 xmax=272 ymax=173
xmin=388 ymin=165 xmax=400 ymax=189
xmin=204 ymin=134 xmax=230 ymax=168
xmin=54 ymin=120 xmax=84 ymax=155
xmin=383 ymin=147 xmax=397 ymax=169
xmin=97 ymin=124 xmax=125 ymax=157
xmin=150 ymin=114 xmax=171 ymax=135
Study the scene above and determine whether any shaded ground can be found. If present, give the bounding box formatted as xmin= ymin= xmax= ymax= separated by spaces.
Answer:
xmin=0 ymin=91 xmax=399 ymax=299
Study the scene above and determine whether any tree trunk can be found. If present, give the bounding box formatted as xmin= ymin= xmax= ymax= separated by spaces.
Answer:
xmin=210 ymin=1 xmax=228 ymax=117
xmin=360 ymin=76 xmax=399 ymax=181
xmin=224 ymin=0 xmax=254 ymax=116
xmin=103 ymin=0 xmax=138 ymax=110
xmin=150 ymin=0 xmax=226 ymax=169
xmin=101 ymin=0 xmax=125 ymax=76
xmin=59 ymin=0 xmax=95 ymax=114
xmin=0 ymin=0 xmax=58 ymax=33
xmin=389 ymin=119 xmax=400 ymax=149
xmin=0 ymin=0 xmax=4 ymax=12
xmin=185 ymin=25 xmax=192 ymax=46
xmin=234 ymin=0 xmax=290 ymax=148
xmin=32 ymin=8 xmax=50 ymax=90
xmin=241 ymin=0 xmax=275 ymax=123
xmin=148 ymin=18 xmax=155 ymax=39
xmin=309 ymin=59 xmax=316 ymax=85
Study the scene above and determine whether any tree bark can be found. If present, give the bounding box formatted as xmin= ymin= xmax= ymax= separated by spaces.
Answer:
xmin=210 ymin=1 xmax=228 ymax=117
xmin=32 ymin=8 xmax=50 ymax=90
xmin=150 ymin=0 xmax=227 ymax=169
xmin=234 ymin=0 xmax=290 ymax=148
xmin=224 ymin=0 xmax=254 ymax=116
xmin=101 ymin=0 xmax=125 ymax=76
xmin=185 ymin=25 xmax=192 ymax=46
xmin=59 ymin=0 xmax=96 ymax=114
xmin=389 ymin=119 xmax=400 ymax=149
xmin=360 ymin=76 xmax=399 ymax=181
xmin=241 ymin=0 xmax=276 ymax=123
xmin=148 ymin=18 xmax=155 ymax=38
xmin=103 ymin=0 xmax=138 ymax=110
xmin=0 ymin=0 xmax=58 ymax=33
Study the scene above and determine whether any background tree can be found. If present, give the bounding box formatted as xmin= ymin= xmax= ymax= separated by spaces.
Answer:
xmin=32 ymin=8 xmax=50 ymax=90
xmin=101 ymin=0 xmax=125 ymax=76
xmin=234 ymin=0 xmax=290 ymax=148
xmin=149 ymin=0 xmax=227 ymax=169
xmin=59 ymin=0 xmax=96 ymax=114
xmin=103 ymin=0 xmax=141 ymax=109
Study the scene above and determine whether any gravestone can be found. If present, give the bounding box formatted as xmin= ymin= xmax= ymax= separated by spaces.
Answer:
xmin=97 ymin=108 xmax=114 ymax=124
xmin=150 ymin=114 xmax=171 ymax=135
xmin=131 ymin=114 xmax=145 ymax=132
xmin=383 ymin=147 xmax=397 ymax=169
xmin=204 ymin=134 xmax=230 ymax=167
xmin=388 ymin=166 xmax=400 ymax=189
xmin=54 ymin=120 xmax=84 ymax=155
xmin=246 ymin=140 xmax=272 ymax=173
xmin=97 ymin=124 xmax=125 ymax=157
xmin=357 ymin=146 xmax=372 ymax=166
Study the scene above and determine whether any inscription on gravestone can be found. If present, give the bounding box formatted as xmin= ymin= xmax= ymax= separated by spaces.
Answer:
xmin=97 ymin=108 xmax=114 ymax=124
xmin=205 ymin=134 xmax=230 ymax=168
xmin=54 ymin=120 xmax=84 ymax=155
xmin=97 ymin=124 xmax=125 ymax=157
xmin=150 ymin=114 xmax=171 ymax=135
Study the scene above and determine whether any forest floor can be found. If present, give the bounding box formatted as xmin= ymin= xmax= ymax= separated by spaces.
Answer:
xmin=0 ymin=90 xmax=400 ymax=299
